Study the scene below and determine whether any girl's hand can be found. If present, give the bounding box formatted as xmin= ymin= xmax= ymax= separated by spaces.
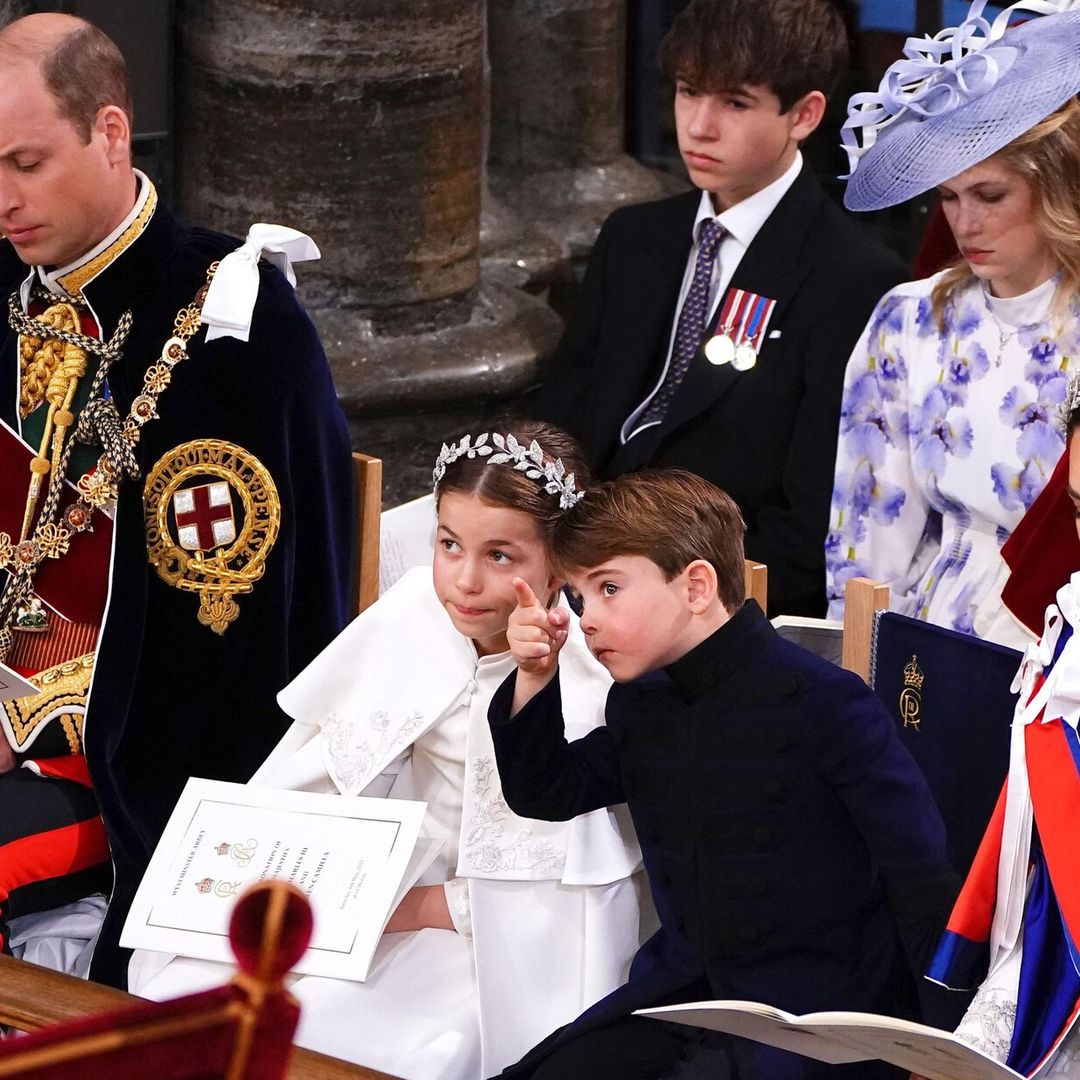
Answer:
xmin=383 ymin=885 xmax=454 ymax=934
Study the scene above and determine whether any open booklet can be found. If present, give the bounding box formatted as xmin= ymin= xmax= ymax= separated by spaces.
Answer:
xmin=379 ymin=492 xmax=435 ymax=593
xmin=121 ymin=778 xmax=442 ymax=982
xmin=0 ymin=661 xmax=36 ymax=703
xmin=635 ymin=1001 xmax=1024 ymax=1080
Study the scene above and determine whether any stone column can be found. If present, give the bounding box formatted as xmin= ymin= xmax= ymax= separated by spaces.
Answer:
xmin=177 ymin=0 xmax=562 ymax=503
xmin=0 ymin=2 xmax=31 ymax=24
xmin=485 ymin=0 xmax=674 ymax=282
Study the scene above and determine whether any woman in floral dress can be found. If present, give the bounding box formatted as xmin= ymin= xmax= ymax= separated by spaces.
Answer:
xmin=826 ymin=0 xmax=1080 ymax=649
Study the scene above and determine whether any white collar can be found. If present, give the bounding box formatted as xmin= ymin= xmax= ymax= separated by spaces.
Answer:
xmin=983 ymin=271 xmax=1060 ymax=328
xmin=692 ymin=150 xmax=803 ymax=249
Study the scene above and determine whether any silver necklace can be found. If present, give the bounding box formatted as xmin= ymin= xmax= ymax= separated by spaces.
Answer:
xmin=981 ymin=287 xmax=1048 ymax=365
xmin=985 ymin=307 xmax=1020 ymax=354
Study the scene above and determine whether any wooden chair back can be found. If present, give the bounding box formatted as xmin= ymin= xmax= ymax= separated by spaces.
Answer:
xmin=352 ymin=452 xmax=382 ymax=616
xmin=839 ymin=577 xmax=891 ymax=683
xmin=743 ymin=560 xmax=767 ymax=612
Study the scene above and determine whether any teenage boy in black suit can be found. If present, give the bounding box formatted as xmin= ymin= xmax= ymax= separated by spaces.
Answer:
xmin=488 ymin=470 xmax=959 ymax=1079
xmin=539 ymin=0 xmax=907 ymax=617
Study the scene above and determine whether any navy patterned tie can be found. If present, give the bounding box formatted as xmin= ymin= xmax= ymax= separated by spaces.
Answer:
xmin=638 ymin=218 xmax=726 ymax=427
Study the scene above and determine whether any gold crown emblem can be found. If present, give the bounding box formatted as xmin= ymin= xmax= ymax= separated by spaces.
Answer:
xmin=903 ymin=654 xmax=925 ymax=691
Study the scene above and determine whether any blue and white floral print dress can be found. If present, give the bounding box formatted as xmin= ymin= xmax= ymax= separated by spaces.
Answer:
xmin=826 ymin=272 xmax=1076 ymax=648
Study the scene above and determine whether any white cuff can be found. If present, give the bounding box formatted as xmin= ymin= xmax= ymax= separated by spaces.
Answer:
xmin=201 ymin=223 xmax=320 ymax=343
xmin=443 ymin=877 xmax=472 ymax=939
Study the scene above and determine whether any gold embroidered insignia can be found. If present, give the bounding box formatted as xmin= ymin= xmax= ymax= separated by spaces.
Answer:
xmin=1 ymin=652 xmax=93 ymax=753
xmin=899 ymin=653 xmax=924 ymax=731
xmin=144 ymin=440 xmax=280 ymax=634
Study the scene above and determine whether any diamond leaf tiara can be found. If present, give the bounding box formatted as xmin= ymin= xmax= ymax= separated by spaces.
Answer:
xmin=432 ymin=432 xmax=584 ymax=510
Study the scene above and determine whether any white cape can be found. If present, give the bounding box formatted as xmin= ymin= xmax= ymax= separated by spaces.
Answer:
xmin=133 ymin=568 xmax=644 ymax=1079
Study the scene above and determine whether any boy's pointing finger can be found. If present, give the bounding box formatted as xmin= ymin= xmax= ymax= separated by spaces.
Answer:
xmin=512 ymin=576 xmax=540 ymax=609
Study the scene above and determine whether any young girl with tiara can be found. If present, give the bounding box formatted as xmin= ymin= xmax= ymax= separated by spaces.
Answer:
xmin=130 ymin=420 xmax=643 ymax=1080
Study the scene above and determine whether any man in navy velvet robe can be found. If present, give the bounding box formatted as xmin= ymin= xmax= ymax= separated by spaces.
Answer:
xmin=0 ymin=13 xmax=352 ymax=986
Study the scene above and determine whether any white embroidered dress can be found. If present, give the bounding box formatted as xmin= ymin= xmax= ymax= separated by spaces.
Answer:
xmin=826 ymin=273 xmax=1076 ymax=649
xmin=130 ymin=567 xmax=643 ymax=1080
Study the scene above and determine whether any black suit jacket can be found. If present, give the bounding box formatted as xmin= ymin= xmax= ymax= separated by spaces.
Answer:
xmin=539 ymin=167 xmax=907 ymax=616
xmin=489 ymin=602 xmax=961 ymax=1079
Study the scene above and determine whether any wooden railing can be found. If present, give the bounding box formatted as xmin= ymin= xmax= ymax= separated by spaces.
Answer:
xmin=0 ymin=955 xmax=400 ymax=1080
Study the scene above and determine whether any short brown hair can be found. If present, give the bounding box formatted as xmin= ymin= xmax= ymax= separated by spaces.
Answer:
xmin=553 ymin=469 xmax=747 ymax=611
xmin=659 ymin=0 xmax=848 ymax=112
xmin=434 ymin=420 xmax=590 ymax=546
xmin=46 ymin=24 xmax=131 ymax=142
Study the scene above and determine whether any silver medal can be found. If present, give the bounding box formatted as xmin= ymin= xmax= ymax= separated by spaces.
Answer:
xmin=732 ymin=342 xmax=758 ymax=371
xmin=705 ymin=334 xmax=735 ymax=366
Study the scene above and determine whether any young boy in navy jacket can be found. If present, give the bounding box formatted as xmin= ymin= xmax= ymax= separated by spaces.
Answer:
xmin=488 ymin=470 xmax=959 ymax=1079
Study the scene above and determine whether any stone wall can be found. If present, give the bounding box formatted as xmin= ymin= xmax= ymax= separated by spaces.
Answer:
xmin=0 ymin=0 xmax=30 ymax=21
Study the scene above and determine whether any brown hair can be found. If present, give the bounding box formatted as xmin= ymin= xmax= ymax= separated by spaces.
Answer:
xmin=434 ymin=420 xmax=590 ymax=546
xmin=932 ymin=98 xmax=1080 ymax=326
xmin=0 ymin=21 xmax=132 ymax=143
xmin=659 ymin=0 xmax=848 ymax=112
xmin=46 ymin=24 xmax=131 ymax=142
xmin=553 ymin=469 xmax=747 ymax=611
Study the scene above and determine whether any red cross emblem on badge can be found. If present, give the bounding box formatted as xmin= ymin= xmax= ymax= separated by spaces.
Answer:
xmin=172 ymin=481 xmax=237 ymax=552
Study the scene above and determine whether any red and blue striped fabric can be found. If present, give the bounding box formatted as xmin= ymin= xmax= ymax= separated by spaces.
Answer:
xmin=927 ymin=624 xmax=1080 ymax=1075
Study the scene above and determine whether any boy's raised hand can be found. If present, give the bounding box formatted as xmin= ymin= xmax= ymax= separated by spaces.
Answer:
xmin=509 ymin=578 xmax=569 ymax=674
xmin=508 ymin=577 xmax=568 ymax=714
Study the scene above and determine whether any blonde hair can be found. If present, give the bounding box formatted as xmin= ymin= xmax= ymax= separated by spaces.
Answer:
xmin=931 ymin=97 xmax=1080 ymax=326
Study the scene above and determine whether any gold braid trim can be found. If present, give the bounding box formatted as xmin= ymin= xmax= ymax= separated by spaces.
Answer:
xmin=61 ymin=715 xmax=82 ymax=755
xmin=18 ymin=301 xmax=86 ymax=419
xmin=0 ymin=652 xmax=93 ymax=753
xmin=55 ymin=183 xmax=159 ymax=298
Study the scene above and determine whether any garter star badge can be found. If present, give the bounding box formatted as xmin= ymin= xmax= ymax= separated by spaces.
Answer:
xmin=144 ymin=439 xmax=280 ymax=634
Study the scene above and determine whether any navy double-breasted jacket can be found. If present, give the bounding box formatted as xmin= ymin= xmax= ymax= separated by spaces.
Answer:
xmin=489 ymin=601 xmax=960 ymax=1078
